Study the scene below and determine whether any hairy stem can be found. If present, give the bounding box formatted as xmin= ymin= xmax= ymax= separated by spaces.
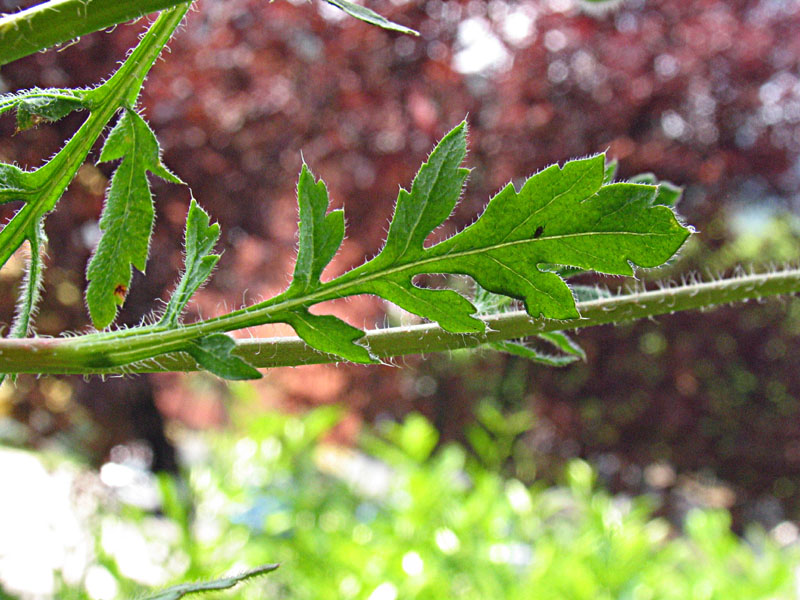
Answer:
xmin=0 ymin=0 xmax=191 ymax=66
xmin=0 ymin=269 xmax=797 ymax=375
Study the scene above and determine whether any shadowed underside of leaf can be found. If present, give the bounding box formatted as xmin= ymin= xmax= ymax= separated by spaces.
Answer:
xmin=185 ymin=333 xmax=262 ymax=380
xmin=0 ymin=87 xmax=87 ymax=131
xmin=323 ymin=0 xmax=418 ymax=35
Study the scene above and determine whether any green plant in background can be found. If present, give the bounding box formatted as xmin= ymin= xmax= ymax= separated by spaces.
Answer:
xmin=44 ymin=407 xmax=799 ymax=599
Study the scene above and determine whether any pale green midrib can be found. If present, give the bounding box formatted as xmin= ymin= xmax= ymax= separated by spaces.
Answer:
xmin=46 ymin=222 xmax=690 ymax=365
xmin=1 ymin=268 xmax=798 ymax=374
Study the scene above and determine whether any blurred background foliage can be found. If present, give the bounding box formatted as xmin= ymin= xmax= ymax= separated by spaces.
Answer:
xmin=3 ymin=406 xmax=800 ymax=598
xmin=2 ymin=0 xmax=800 ymax=596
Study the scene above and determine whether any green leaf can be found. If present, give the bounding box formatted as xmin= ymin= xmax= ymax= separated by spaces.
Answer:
xmin=344 ymin=122 xmax=690 ymax=330
xmin=0 ymin=163 xmax=34 ymax=205
xmin=380 ymin=123 xmax=471 ymax=263
xmin=160 ymin=199 xmax=220 ymax=327
xmin=0 ymin=88 xmax=86 ymax=130
xmin=17 ymin=91 xmax=86 ymax=131
xmin=284 ymin=309 xmax=373 ymax=363
xmin=141 ymin=564 xmax=279 ymax=600
xmin=537 ymin=330 xmax=586 ymax=361
xmin=280 ymin=164 xmax=374 ymax=363
xmin=323 ymin=0 xmax=418 ymax=36
xmin=630 ymin=173 xmax=683 ymax=207
xmin=489 ymin=331 xmax=585 ymax=366
xmin=289 ymin=164 xmax=345 ymax=295
xmin=490 ymin=340 xmax=581 ymax=367
xmin=10 ymin=222 xmax=45 ymax=338
xmin=86 ymin=108 xmax=183 ymax=328
xmin=185 ymin=334 xmax=262 ymax=380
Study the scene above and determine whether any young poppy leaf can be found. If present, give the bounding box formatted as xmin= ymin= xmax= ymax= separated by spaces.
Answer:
xmin=133 ymin=121 xmax=691 ymax=380
xmin=160 ymin=199 xmax=221 ymax=327
xmin=185 ymin=334 xmax=263 ymax=380
xmin=86 ymin=108 xmax=183 ymax=328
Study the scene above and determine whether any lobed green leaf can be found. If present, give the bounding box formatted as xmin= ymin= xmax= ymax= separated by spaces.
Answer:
xmin=344 ymin=122 xmax=690 ymax=329
xmin=182 ymin=122 xmax=690 ymax=378
xmin=160 ymin=199 xmax=221 ymax=327
xmin=86 ymin=109 xmax=183 ymax=328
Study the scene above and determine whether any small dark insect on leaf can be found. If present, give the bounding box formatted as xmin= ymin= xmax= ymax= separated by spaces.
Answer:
xmin=534 ymin=225 xmax=544 ymax=239
xmin=113 ymin=284 xmax=128 ymax=304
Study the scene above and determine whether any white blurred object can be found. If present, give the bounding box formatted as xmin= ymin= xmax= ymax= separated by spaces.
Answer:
xmin=0 ymin=448 xmax=92 ymax=598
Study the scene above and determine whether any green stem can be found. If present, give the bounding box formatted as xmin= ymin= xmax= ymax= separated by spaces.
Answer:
xmin=1 ymin=269 xmax=798 ymax=375
xmin=0 ymin=0 xmax=192 ymax=67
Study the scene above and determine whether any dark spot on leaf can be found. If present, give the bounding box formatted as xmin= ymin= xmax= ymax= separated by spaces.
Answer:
xmin=534 ymin=225 xmax=544 ymax=239
xmin=114 ymin=284 xmax=128 ymax=304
